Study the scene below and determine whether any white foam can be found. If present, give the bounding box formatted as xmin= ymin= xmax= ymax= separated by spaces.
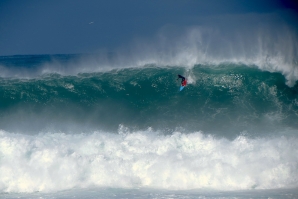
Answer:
xmin=0 ymin=127 xmax=298 ymax=193
xmin=123 ymin=24 xmax=298 ymax=86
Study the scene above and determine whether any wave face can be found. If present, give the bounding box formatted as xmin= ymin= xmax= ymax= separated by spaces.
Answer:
xmin=0 ymin=54 xmax=298 ymax=193
xmin=0 ymin=56 xmax=297 ymax=135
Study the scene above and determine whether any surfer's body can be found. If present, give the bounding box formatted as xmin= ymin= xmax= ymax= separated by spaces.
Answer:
xmin=177 ymin=75 xmax=187 ymax=86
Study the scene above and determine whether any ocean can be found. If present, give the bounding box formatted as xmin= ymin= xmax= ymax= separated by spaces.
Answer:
xmin=0 ymin=54 xmax=298 ymax=199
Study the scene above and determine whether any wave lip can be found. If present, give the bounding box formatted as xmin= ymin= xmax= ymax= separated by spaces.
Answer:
xmin=1 ymin=128 xmax=298 ymax=193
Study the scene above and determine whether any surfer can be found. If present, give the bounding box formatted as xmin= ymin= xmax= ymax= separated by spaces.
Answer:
xmin=177 ymin=74 xmax=187 ymax=86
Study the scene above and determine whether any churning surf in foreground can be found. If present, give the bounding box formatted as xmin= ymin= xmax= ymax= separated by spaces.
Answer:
xmin=1 ymin=128 xmax=298 ymax=192
xmin=0 ymin=53 xmax=298 ymax=199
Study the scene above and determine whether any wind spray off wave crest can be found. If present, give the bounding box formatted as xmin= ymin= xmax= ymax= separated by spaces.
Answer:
xmin=0 ymin=21 xmax=298 ymax=86
xmin=124 ymin=24 xmax=298 ymax=86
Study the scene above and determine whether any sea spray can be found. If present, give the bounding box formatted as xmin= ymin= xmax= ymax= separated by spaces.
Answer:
xmin=1 ymin=128 xmax=298 ymax=193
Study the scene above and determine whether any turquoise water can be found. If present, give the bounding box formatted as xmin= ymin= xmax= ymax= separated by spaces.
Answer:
xmin=1 ymin=58 xmax=297 ymax=136
xmin=0 ymin=55 xmax=298 ymax=198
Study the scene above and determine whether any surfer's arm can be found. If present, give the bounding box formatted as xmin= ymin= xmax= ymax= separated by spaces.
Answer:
xmin=177 ymin=74 xmax=184 ymax=80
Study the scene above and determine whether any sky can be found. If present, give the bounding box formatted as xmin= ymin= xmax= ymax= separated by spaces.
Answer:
xmin=0 ymin=0 xmax=297 ymax=56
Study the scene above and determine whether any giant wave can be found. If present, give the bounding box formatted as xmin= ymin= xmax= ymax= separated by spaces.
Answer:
xmin=0 ymin=25 xmax=298 ymax=196
xmin=0 ymin=63 xmax=297 ymax=136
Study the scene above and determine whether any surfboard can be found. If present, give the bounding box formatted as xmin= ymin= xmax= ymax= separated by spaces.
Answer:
xmin=180 ymin=86 xmax=185 ymax=91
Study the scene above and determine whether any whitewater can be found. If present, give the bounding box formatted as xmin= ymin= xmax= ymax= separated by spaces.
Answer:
xmin=1 ymin=26 xmax=298 ymax=198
